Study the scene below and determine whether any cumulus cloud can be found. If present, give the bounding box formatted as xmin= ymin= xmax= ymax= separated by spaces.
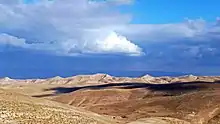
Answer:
xmin=94 ymin=32 xmax=143 ymax=55
xmin=0 ymin=0 xmax=143 ymax=56
xmin=116 ymin=18 xmax=220 ymax=59
xmin=1 ymin=0 xmax=220 ymax=76
xmin=1 ymin=0 xmax=220 ymax=58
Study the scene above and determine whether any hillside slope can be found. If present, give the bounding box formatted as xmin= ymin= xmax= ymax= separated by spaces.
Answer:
xmin=0 ymin=88 xmax=115 ymax=124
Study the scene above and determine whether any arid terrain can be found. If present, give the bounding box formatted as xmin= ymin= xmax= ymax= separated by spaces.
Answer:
xmin=0 ymin=74 xmax=220 ymax=124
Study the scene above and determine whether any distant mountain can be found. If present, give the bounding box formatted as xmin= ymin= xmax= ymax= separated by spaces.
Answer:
xmin=0 ymin=68 xmax=189 ymax=79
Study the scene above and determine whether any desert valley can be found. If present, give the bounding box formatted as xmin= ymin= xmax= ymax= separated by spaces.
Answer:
xmin=0 ymin=74 xmax=220 ymax=124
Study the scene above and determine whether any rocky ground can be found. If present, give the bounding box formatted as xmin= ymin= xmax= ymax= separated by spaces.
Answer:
xmin=1 ymin=74 xmax=220 ymax=124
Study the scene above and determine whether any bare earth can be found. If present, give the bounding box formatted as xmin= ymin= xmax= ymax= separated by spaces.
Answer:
xmin=0 ymin=74 xmax=220 ymax=124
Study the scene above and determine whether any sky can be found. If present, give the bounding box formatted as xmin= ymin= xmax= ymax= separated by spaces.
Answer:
xmin=0 ymin=0 xmax=220 ymax=78
xmin=127 ymin=0 xmax=220 ymax=24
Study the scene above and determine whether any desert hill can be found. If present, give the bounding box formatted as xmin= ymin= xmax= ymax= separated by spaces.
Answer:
xmin=1 ymin=74 xmax=220 ymax=124
xmin=1 ymin=73 xmax=220 ymax=85
xmin=0 ymin=88 xmax=116 ymax=124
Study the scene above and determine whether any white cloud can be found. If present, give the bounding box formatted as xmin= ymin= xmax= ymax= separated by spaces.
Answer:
xmin=94 ymin=32 xmax=143 ymax=55
xmin=119 ymin=19 xmax=210 ymax=42
xmin=117 ymin=18 xmax=220 ymax=44
xmin=0 ymin=0 xmax=143 ymax=56
xmin=0 ymin=33 xmax=26 ymax=47
xmin=1 ymin=0 xmax=220 ymax=58
xmin=115 ymin=18 xmax=220 ymax=59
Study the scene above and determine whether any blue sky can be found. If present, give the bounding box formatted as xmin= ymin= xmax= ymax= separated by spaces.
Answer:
xmin=120 ymin=0 xmax=220 ymax=24
xmin=0 ymin=0 xmax=220 ymax=78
